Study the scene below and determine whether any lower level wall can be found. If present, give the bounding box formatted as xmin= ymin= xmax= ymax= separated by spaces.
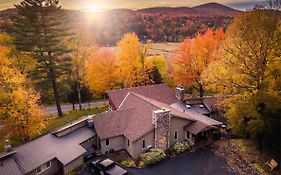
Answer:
xmin=27 ymin=158 xmax=62 ymax=175
xmin=80 ymin=137 xmax=96 ymax=150
xmin=129 ymin=131 xmax=154 ymax=158
xmin=63 ymin=155 xmax=84 ymax=174
xmin=100 ymin=136 xmax=125 ymax=154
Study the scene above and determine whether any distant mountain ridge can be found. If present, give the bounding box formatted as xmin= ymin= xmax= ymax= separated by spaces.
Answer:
xmin=109 ymin=3 xmax=240 ymax=17
xmin=0 ymin=2 xmax=240 ymax=17
xmin=0 ymin=2 xmax=241 ymax=45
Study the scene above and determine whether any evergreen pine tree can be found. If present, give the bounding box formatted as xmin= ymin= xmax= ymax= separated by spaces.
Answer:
xmin=12 ymin=0 xmax=73 ymax=116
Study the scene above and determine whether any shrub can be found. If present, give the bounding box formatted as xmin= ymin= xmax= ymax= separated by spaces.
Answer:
xmin=138 ymin=161 xmax=145 ymax=167
xmin=164 ymin=147 xmax=174 ymax=156
xmin=165 ymin=141 xmax=191 ymax=156
xmin=140 ymin=148 xmax=167 ymax=166
xmin=121 ymin=159 xmax=136 ymax=167
xmin=172 ymin=141 xmax=191 ymax=155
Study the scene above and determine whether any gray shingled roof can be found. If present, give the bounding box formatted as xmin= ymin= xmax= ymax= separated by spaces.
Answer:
xmin=107 ymin=84 xmax=178 ymax=109
xmin=0 ymin=155 xmax=23 ymax=175
xmin=203 ymin=97 xmax=223 ymax=112
xmin=170 ymin=102 xmax=222 ymax=126
xmin=94 ymin=92 xmax=195 ymax=142
xmin=184 ymin=121 xmax=213 ymax=135
xmin=10 ymin=127 xmax=95 ymax=174
xmin=93 ymin=109 xmax=134 ymax=140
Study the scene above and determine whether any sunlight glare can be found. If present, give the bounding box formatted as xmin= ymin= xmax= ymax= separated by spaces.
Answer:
xmin=84 ymin=3 xmax=105 ymax=12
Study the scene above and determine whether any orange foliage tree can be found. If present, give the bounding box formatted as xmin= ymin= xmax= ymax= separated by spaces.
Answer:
xmin=86 ymin=48 xmax=117 ymax=97
xmin=172 ymin=28 xmax=224 ymax=97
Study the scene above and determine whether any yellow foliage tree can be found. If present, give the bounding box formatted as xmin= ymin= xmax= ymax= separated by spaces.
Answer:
xmin=116 ymin=33 xmax=154 ymax=87
xmin=69 ymin=30 xmax=97 ymax=109
xmin=151 ymin=56 xmax=171 ymax=85
xmin=203 ymin=10 xmax=281 ymax=139
xmin=0 ymin=33 xmax=45 ymax=141
xmin=86 ymin=48 xmax=117 ymax=97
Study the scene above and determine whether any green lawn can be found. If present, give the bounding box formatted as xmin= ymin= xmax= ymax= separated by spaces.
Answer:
xmin=42 ymin=105 xmax=109 ymax=134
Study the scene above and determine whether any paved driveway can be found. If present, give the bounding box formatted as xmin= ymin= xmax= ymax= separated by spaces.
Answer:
xmin=127 ymin=148 xmax=235 ymax=175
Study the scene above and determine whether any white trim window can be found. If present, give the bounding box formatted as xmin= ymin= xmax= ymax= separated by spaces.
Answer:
xmin=36 ymin=161 xmax=51 ymax=174
xmin=174 ymin=130 xmax=178 ymax=140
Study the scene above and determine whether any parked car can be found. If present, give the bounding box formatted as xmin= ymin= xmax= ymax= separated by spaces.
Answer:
xmin=90 ymin=158 xmax=128 ymax=175
xmin=84 ymin=147 xmax=96 ymax=162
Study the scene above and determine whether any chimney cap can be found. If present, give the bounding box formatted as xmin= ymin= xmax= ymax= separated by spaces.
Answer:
xmin=153 ymin=108 xmax=170 ymax=114
xmin=176 ymin=86 xmax=184 ymax=90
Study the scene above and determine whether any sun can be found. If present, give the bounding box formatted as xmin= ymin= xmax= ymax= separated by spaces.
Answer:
xmin=85 ymin=4 xmax=105 ymax=12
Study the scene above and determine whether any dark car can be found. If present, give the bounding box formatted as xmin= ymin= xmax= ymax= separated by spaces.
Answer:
xmin=84 ymin=147 xmax=96 ymax=162
xmin=90 ymin=158 xmax=128 ymax=175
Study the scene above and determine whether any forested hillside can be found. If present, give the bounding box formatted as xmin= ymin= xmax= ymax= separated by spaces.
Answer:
xmin=0 ymin=3 xmax=240 ymax=45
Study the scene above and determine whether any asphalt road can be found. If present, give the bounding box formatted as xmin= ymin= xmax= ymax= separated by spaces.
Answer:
xmin=44 ymin=101 xmax=108 ymax=116
xmin=127 ymin=148 xmax=236 ymax=175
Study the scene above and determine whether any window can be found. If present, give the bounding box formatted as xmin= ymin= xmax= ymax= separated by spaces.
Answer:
xmin=142 ymin=140 xmax=146 ymax=149
xmin=174 ymin=131 xmax=178 ymax=140
xmin=128 ymin=139 xmax=130 ymax=147
xmin=36 ymin=161 xmax=51 ymax=174
xmin=185 ymin=131 xmax=190 ymax=140
xmin=105 ymin=139 xmax=109 ymax=146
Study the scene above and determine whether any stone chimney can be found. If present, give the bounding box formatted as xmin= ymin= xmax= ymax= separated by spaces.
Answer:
xmin=175 ymin=86 xmax=185 ymax=101
xmin=152 ymin=108 xmax=171 ymax=150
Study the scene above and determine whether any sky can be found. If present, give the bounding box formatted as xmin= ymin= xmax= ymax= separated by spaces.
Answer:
xmin=0 ymin=0 xmax=264 ymax=11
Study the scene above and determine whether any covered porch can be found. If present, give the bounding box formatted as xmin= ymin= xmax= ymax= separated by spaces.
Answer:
xmin=184 ymin=121 xmax=220 ymax=146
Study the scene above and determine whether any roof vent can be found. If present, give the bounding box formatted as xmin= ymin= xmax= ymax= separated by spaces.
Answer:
xmin=87 ymin=115 xmax=94 ymax=128
xmin=4 ymin=139 xmax=12 ymax=152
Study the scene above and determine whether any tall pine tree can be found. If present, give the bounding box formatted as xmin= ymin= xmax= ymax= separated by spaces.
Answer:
xmin=12 ymin=0 xmax=72 ymax=116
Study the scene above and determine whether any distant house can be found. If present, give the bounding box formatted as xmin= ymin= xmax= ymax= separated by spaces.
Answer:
xmin=0 ymin=84 xmax=223 ymax=175
xmin=0 ymin=117 xmax=97 ymax=175
xmin=95 ymin=84 xmax=222 ymax=158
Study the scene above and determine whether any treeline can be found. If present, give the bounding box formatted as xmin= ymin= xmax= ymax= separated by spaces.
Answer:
xmin=0 ymin=7 xmax=235 ymax=45
xmin=88 ymin=14 xmax=234 ymax=45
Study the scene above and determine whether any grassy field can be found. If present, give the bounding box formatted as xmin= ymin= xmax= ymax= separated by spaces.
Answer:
xmin=104 ymin=42 xmax=180 ymax=59
xmin=148 ymin=42 xmax=180 ymax=58
xmin=0 ymin=105 xmax=109 ymax=152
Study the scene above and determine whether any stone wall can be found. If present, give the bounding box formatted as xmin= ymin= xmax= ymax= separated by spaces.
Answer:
xmin=175 ymin=86 xmax=184 ymax=101
xmin=153 ymin=109 xmax=171 ymax=149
